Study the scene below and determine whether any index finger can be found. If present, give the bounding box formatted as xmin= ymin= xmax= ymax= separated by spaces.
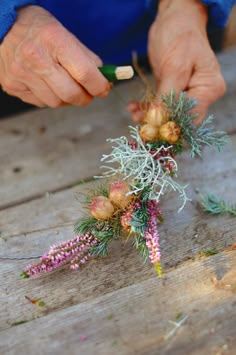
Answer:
xmin=55 ymin=33 xmax=111 ymax=97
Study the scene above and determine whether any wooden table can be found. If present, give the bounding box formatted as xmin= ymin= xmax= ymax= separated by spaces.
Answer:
xmin=0 ymin=49 xmax=235 ymax=355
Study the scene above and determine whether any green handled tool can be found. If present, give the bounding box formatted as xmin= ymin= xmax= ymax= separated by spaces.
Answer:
xmin=99 ymin=65 xmax=134 ymax=82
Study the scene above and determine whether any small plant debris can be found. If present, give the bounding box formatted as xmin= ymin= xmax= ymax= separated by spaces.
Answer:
xmin=200 ymin=193 xmax=236 ymax=216
xmin=107 ymin=313 xmax=113 ymax=320
xmin=225 ymin=243 xmax=236 ymax=252
xmin=12 ymin=320 xmax=29 ymax=326
xmin=200 ymin=249 xmax=218 ymax=257
xmin=175 ymin=312 xmax=183 ymax=320
xmin=25 ymin=296 xmax=45 ymax=307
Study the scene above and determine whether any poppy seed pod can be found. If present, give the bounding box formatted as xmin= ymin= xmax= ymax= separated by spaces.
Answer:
xmin=144 ymin=106 xmax=169 ymax=127
xmin=109 ymin=181 xmax=132 ymax=209
xmin=89 ymin=196 xmax=114 ymax=220
xmin=140 ymin=123 xmax=159 ymax=142
xmin=159 ymin=121 xmax=181 ymax=144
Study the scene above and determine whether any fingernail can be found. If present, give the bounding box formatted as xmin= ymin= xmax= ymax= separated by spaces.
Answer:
xmin=126 ymin=101 xmax=139 ymax=113
xmin=97 ymin=83 xmax=112 ymax=98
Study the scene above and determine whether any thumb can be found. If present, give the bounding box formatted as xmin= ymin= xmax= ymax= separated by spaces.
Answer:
xmin=154 ymin=65 xmax=192 ymax=104
xmin=187 ymin=87 xmax=210 ymax=124
xmin=187 ymin=79 xmax=226 ymax=125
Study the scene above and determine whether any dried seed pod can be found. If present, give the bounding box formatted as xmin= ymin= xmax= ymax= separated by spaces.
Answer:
xmin=144 ymin=106 xmax=169 ymax=127
xmin=89 ymin=196 xmax=114 ymax=220
xmin=140 ymin=123 xmax=159 ymax=142
xmin=159 ymin=121 xmax=181 ymax=144
xmin=109 ymin=181 xmax=132 ymax=209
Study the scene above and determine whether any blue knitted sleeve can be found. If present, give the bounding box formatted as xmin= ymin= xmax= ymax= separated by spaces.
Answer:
xmin=0 ymin=0 xmax=37 ymax=43
xmin=200 ymin=0 xmax=236 ymax=27
xmin=146 ymin=1 xmax=235 ymax=28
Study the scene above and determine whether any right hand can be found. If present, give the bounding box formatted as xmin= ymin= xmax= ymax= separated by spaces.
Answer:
xmin=127 ymin=0 xmax=226 ymax=125
xmin=0 ymin=6 xmax=111 ymax=107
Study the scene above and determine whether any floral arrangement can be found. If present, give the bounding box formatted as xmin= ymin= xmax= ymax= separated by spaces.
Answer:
xmin=21 ymin=90 xmax=227 ymax=278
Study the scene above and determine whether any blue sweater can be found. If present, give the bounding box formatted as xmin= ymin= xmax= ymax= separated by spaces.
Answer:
xmin=0 ymin=0 xmax=235 ymax=64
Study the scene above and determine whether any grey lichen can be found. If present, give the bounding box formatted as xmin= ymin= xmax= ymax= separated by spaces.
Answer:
xmin=95 ymin=126 xmax=189 ymax=211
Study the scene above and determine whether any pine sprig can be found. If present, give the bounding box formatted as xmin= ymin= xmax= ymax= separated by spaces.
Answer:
xmin=194 ymin=115 xmax=228 ymax=157
xmin=128 ymin=200 xmax=150 ymax=262
xmin=162 ymin=91 xmax=228 ymax=157
xmin=74 ymin=216 xmax=97 ymax=235
xmin=129 ymin=202 xmax=149 ymax=235
xmin=74 ymin=212 xmax=123 ymax=257
xmin=200 ymin=193 xmax=236 ymax=216
xmin=89 ymin=228 xmax=114 ymax=257
xmin=162 ymin=90 xmax=198 ymax=124
xmin=132 ymin=234 xmax=149 ymax=262
xmin=84 ymin=184 xmax=109 ymax=204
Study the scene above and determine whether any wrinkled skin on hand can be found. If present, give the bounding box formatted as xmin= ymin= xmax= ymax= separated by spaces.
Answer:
xmin=128 ymin=0 xmax=226 ymax=124
xmin=0 ymin=6 xmax=111 ymax=107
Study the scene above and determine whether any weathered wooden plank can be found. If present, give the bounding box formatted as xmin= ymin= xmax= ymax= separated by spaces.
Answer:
xmin=0 ymin=95 xmax=131 ymax=209
xmin=0 ymin=210 xmax=234 ymax=333
xmin=0 ymin=252 xmax=235 ymax=355
xmin=0 ymin=48 xmax=236 ymax=209
xmin=0 ymin=135 xmax=235 ymax=331
xmin=1 ymin=132 xmax=236 ymax=240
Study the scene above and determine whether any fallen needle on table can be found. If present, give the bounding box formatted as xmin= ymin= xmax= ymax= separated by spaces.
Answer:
xmin=25 ymin=296 xmax=45 ymax=307
xmin=164 ymin=315 xmax=189 ymax=340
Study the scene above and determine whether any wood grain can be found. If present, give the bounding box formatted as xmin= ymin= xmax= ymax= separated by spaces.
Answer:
xmin=0 ymin=49 xmax=236 ymax=209
xmin=0 ymin=134 xmax=235 ymax=332
xmin=0 ymin=252 xmax=235 ymax=355
xmin=0 ymin=131 xmax=236 ymax=240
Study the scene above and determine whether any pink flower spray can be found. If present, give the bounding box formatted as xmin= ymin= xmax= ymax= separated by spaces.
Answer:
xmin=145 ymin=200 xmax=162 ymax=276
xmin=22 ymin=233 xmax=98 ymax=277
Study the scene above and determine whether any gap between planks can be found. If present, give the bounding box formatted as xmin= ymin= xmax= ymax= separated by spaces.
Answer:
xmin=0 ymin=176 xmax=95 ymax=212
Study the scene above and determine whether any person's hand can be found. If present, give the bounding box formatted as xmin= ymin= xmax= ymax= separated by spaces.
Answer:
xmin=128 ymin=0 xmax=226 ymax=124
xmin=0 ymin=6 xmax=111 ymax=107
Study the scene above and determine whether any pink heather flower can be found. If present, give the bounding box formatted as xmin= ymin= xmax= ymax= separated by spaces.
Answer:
xmin=145 ymin=200 xmax=162 ymax=275
xmin=128 ymin=139 xmax=138 ymax=150
xmin=70 ymin=253 xmax=89 ymax=270
xmin=120 ymin=201 xmax=141 ymax=232
xmin=150 ymin=147 xmax=174 ymax=161
xmin=24 ymin=233 xmax=98 ymax=277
